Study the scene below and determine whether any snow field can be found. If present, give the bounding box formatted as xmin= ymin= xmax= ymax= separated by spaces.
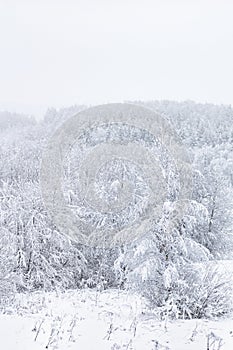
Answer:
xmin=0 ymin=288 xmax=233 ymax=350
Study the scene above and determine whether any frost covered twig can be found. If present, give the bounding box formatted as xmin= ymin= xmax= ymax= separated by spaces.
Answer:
xmin=68 ymin=316 xmax=77 ymax=342
xmin=207 ymin=332 xmax=223 ymax=350
xmin=33 ymin=319 xmax=44 ymax=342
xmin=152 ymin=339 xmax=170 ymax=349
xmin=189 ymin=322 xmax=198 ymax=342
xmin=104 ymin=322 xmax=113 ymax=340
xmin=130 ymin=317 xmax=137 ymax=337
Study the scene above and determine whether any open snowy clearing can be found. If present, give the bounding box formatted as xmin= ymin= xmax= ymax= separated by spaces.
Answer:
xmin=1 ymin=284 xmax=233 ymax=350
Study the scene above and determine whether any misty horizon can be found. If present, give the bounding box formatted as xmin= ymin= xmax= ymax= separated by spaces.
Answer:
xmin=1 ymin=0 xmax=233 ymax=118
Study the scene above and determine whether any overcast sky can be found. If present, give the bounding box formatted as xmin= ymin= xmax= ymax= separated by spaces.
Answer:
xmin=0 ymin=0 xmax=232 ymax=118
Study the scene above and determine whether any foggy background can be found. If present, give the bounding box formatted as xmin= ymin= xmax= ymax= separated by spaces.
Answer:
xmin=0 ymin=0 xmax=232 ymax=118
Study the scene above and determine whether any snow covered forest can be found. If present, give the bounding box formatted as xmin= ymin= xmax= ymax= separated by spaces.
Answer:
xmin=0 ymin=100 xmax=233 ymax=349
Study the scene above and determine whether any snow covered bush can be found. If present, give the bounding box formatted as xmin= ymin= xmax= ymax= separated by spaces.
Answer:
xmin=164 ymin=263 xmax=233 ymax=319
xmin=119 ymin=199 xmax=232 ymax=319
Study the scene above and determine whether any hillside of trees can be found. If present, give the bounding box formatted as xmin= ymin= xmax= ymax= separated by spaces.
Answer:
xmin=0 ymin=101 xmax=232 ymax=319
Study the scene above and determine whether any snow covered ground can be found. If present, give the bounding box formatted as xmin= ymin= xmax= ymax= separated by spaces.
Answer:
xmin=0 ymin=281 xmax=233 ymax=350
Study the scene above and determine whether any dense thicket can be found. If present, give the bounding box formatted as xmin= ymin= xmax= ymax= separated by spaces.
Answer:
xmin=0 ymin=101 xmax=232 ymax=318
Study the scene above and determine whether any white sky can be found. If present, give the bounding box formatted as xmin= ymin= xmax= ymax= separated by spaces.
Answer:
xmin=0 ymin=0 xmax=232 ymax=118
